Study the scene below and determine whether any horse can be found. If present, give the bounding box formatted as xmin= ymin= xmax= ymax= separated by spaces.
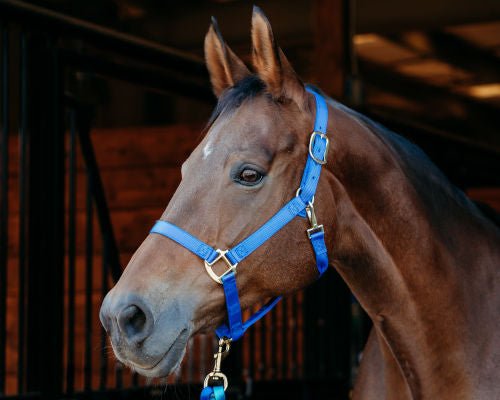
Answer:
xmin=99 ymin=7 xmax=500 ymax=399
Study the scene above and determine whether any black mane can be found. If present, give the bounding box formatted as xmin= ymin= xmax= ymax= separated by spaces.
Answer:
xmin=206 ymin=75 xmax=266 ymax=128
xmin=311 ymin=85 xmax=500 ymax=231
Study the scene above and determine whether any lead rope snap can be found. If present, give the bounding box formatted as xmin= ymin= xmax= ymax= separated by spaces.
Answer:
xmin=305 ymin=201 xmax=324 ymax=238
xmin=201 ymin=337 xmax=231 ymax=400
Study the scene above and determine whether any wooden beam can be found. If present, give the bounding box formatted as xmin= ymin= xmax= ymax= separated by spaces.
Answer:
xmin=312 ymin=0 xmax=346 ymax=99
xmin=358 ymin=59 xmax=500 ymax=147
xmin=357 ymin=0 xmax=500 ymax=33
xmin=384 ymin=31 xmax=500 ymax=83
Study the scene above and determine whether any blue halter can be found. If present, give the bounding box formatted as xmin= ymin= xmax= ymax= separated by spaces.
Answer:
xmin=150 ymin=88 xmax=329 ymax=342
xmin=151 ymin=89 xmax=329 ymax=399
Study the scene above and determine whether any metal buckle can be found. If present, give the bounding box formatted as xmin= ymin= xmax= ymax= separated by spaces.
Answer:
xmin=308 ymin=131 xmax=329 ymax=165
xmin=307 ymin=225 xmax=324 ymax=239
xmin=204 ymin=249 xmax=238 ymax=284
xmin=305 ymin=201 xmax=324 ymax=239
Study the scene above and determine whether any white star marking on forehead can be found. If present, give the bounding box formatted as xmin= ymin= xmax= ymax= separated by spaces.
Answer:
xmin=203 ymin=140 xmax=213 ymax=160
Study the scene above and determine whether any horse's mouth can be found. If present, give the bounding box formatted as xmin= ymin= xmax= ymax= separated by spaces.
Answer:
xmin=117 ymin=328 xmax=190 ymax=378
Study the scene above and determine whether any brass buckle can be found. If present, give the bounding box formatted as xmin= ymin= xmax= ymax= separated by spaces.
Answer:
xmin=308 ymin=131 xmax=329 ymax=165
xmin=305 ymin=201 xmax=324 ymax=239
xmin=204 ymin=249 xmax=238 ymax=284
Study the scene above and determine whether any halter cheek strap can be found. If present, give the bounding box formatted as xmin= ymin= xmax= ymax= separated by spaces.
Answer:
xmin=150 ymin=88 xmax=329 ymax=342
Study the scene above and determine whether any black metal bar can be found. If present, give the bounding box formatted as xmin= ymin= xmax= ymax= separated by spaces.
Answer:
xmin=60 ymin=50 xmax=213 ymax=104
xmin=73 ymin=105 xmax=122 ymax=283
xmin=319 ymin=277 xmax=328 ymax=378
xmin=270 ymin=305 xmax=276 ymax=379
xmin=115 ymin=362 xmax=123 ymax=389
xmin=84 ymin=170 xmax=93 ymax=391
xmin=26 ymin=35 xmax=65 ymax=396
xmin=325 ymin=273 xmax=334 ymax=378
xmin=259 ymin=309 xmax=266 ymax=379
xmin=17 ymin=30 xmax=27 ymax=394
xmin=247 ymin=310 xmax=255 ymax=381
xmin=0 ymin=24 xmax=9 ymax=396
xmin=199 ymin=335 xmax=205 ymax=383
xmin=99 ymin=242 xmax=108 ymax=389
xmin=66 ymin=108 xmax=77 ymax=394
xmin=291 ymin=296 xmax=297 ymax=379
xmin=281 ymin=298 xmax=287 ymax=379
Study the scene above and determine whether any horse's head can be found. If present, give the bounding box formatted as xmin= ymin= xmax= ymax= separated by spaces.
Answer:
xmin=100 ymin=7 xmax=335 ymax=378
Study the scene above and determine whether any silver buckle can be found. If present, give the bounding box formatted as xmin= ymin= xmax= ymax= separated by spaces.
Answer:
xmin=204 ymin=249 xmax=238 ymax=284
xmin=308 ymin=131 xmax=329 ymax=165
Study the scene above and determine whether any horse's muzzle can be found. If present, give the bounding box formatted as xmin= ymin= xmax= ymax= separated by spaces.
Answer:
xmin=100 ymin=293 xmax=154 ymax=346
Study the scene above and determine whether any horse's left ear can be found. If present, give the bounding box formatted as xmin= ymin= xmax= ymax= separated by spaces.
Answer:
xmin=251 ymin=6 xmax=306 ymax=107
xmin=205 ymin=16 xmax=251 ymax=98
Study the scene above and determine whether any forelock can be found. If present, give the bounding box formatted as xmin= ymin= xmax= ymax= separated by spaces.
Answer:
xmin=206 ymin=75 xmax=269 ymax=128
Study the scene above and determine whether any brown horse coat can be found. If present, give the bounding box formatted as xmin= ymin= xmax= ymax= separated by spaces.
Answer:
xmin=100 ymin=7 xmax=500 ymax=399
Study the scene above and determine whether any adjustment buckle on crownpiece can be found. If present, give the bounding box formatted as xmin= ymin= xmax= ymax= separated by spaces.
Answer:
xmin=309 ymin=131 xmax=329 ymax=165
xmin=305 ymin=201 xmax=324 ymax=239
xmin=204 ymin=249 xmax=238 ymax=284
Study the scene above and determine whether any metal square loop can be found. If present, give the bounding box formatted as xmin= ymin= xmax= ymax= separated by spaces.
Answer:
xmin=308 ymin=131 xmax=329 ymax=165
xmin=307 ymin=225 xmax=324 ymax=239
xmin=204 ymin=249 xmax=238 ymax=284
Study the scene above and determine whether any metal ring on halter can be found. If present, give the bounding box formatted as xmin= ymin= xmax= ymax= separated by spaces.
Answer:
xmin=203 ymin=372 xmax=228 ymax=391
xmin=295 ymin=187 xmax=314 ymax=204
xmin=204 ymin=249 xmax=238 ymax=284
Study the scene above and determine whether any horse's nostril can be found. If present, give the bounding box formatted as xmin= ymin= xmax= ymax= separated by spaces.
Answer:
xmin=117 ymin=304 xmax=153 ymax=344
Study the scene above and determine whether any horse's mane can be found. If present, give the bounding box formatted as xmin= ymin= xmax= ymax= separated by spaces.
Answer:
xmin=307 ymin=84 xmax=500 ymax=232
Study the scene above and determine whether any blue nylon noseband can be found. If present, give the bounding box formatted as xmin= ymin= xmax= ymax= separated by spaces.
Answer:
xmin=150 ymin=88 xmax=329 ymax=343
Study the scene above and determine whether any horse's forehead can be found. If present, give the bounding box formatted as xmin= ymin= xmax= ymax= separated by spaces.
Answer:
xmin=202 ymin=98 xmax=282 ymax=157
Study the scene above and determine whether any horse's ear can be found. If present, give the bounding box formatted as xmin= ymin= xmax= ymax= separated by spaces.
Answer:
xmin=251 ymin=6 xmax=306 ymax=107
xmin=204 ymin=17 xmax=250 ymax=98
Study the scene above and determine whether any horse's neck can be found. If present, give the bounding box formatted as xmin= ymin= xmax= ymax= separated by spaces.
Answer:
xmin=325 ymin=104 xmax=500 ymax=399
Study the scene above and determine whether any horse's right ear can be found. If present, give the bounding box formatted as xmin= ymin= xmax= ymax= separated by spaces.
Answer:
xmin=204 ymin=17 xmax=250 ymax=98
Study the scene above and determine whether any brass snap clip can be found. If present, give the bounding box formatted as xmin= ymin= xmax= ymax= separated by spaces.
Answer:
xmin=203 ymin=337 xmax=232 ymax=391
xmin=305 ymin=201 xmax=324 ymax=239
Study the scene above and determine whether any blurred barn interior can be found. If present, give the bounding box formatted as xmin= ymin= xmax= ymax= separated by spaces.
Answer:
xmin=0 ymin=0 xmax=499 ymax=399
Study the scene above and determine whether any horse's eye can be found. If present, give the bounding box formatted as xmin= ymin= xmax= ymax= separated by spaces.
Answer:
xmin=240 ymin=169 xmax=262 ymax=184
xmin=231 ymin=163 xmax=265 ymax=186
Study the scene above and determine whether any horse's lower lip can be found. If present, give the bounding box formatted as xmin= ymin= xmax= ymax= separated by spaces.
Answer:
xmin=129 ymin=328 xmax=189 ymax=377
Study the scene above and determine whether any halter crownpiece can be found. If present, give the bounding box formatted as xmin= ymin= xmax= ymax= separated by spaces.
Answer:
xmin=150 ymin=88 xmax=329 ymax=398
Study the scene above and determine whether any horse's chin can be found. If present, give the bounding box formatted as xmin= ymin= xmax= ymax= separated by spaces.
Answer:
xmin=114 ymin=327 xmax=190 ymax=379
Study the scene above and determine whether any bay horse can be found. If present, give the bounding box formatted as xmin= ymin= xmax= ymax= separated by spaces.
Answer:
xmin=99 ymin=7 xmax=500 ymax=399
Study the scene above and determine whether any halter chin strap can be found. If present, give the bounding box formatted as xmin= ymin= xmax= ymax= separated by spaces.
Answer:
xmin=150 ymin=88 xmax=329 ymax=342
